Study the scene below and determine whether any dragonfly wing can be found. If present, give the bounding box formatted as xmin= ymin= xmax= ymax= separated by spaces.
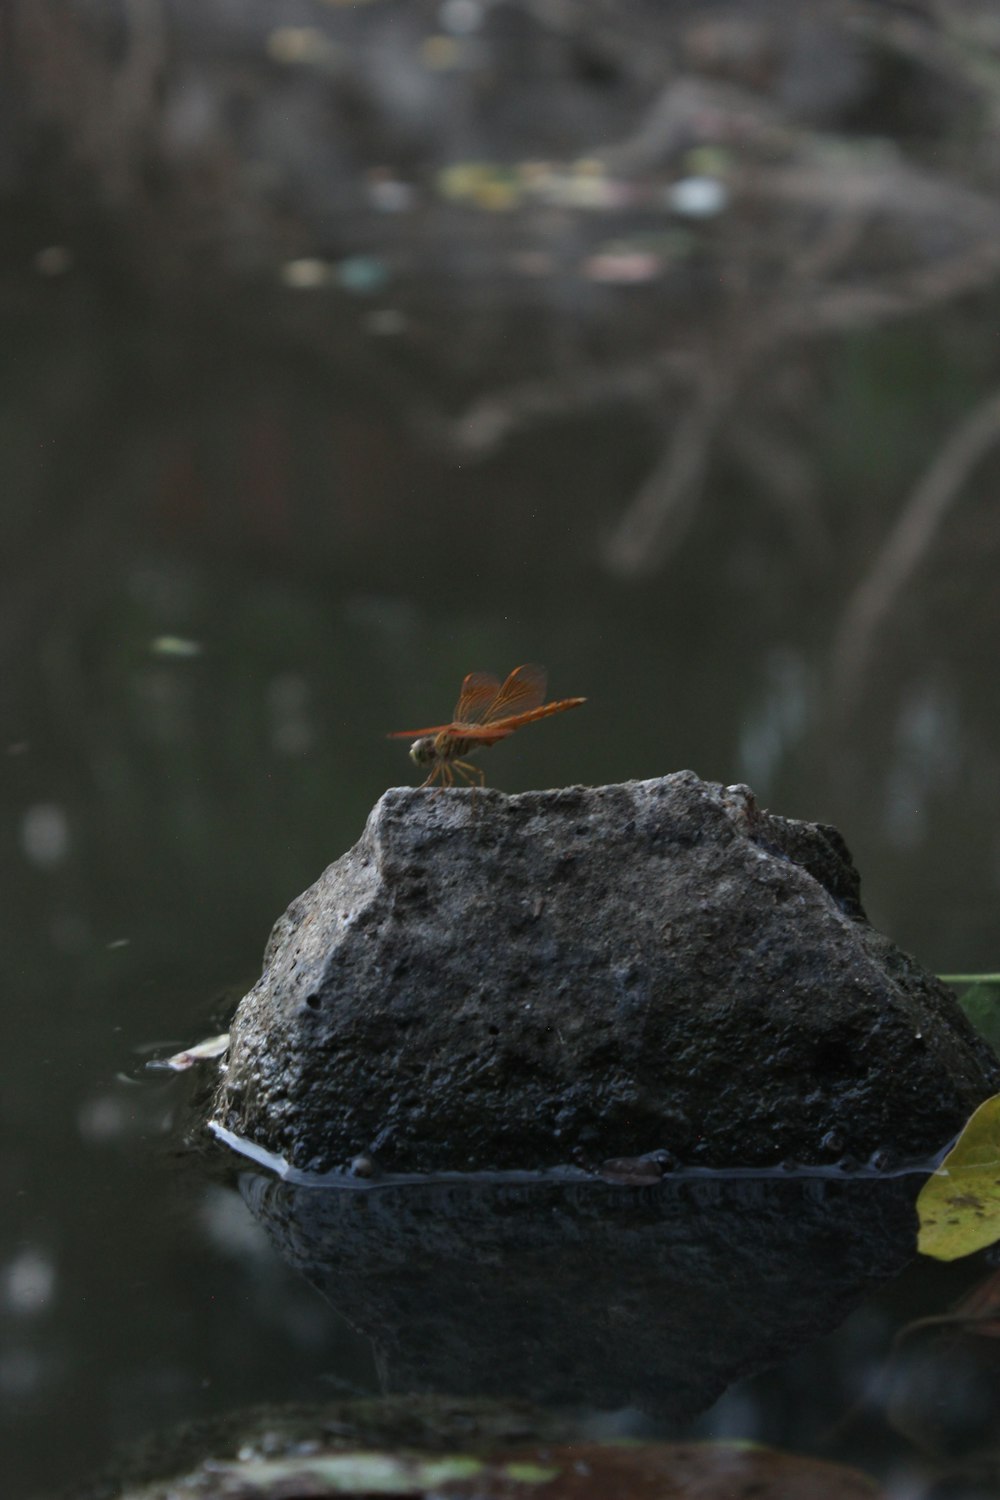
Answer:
xmin=482 ymin=663 xmax=547 ymax=723
xmin=386 ymin=724 xmax=450 ymax=739
xmin=392 ymin=663 xmax=553 ymax=738
xmin=455 ymin=726 xmax=515 ymax=746
xmin=453 ymin=670 xmax=502 ymax=725
xmin=466 ymin=697 xmax=584 ymax=737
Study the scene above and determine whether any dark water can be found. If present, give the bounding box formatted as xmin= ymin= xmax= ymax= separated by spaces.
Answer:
xmin=5 ymin=8 xmax=1000 ymax=1494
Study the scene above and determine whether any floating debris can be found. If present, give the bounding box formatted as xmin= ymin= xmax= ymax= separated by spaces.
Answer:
xmin=150 ymin=1033 xmax=231 ymax=1073
xmin=597 ymin=1151 xmax=676 ymax=1185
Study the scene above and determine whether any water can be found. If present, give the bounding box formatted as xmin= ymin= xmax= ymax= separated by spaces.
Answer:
xmin=5 ymin=8 xmax=1000 ymax=1494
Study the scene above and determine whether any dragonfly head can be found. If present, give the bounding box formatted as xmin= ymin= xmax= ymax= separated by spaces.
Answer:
xmin=409 ymin=736 xmax=438 ymax=768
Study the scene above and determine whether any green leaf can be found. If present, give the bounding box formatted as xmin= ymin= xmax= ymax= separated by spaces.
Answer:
xmin=918 ymin=1094 xmax=1000 ymax=1260
xmin=940 ymin=974 xmax=1000 ymax=1052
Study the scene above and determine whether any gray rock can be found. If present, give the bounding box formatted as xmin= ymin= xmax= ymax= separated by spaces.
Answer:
xmin=213 ymin=773 xmax=1000 ymax=1175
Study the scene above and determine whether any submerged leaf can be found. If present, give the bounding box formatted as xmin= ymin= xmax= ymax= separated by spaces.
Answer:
xmin=120 ymin=1441 xmax=882 ymax=1498
xmin=918 ymin=1094 xmax=1000 ymax=1260
xmin=220 ymin=1450 xmax=491 ymax=1492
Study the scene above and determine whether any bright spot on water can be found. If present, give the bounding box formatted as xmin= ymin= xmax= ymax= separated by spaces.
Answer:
xmin=77 ymin=1095 xmax=130 ymax=1143
xmin=737 ymin=649 xmax=808 ymax=794
xmin=20 ymin=804 xmax=69 ymax=866
xmin=2 ymin=1248 xmax=56 ymax=1316
xmin=337 ymin=256 xmax=390 ymax=294
xmin=365 ymin=308 xmax=408 ymax=336
xmin=440 ymin=0 xmax=483 ymax=34
xmin=266 ymin=26 xmax=339 ymax=67
xmin=0 ymin=1349 xmax=48 ymax=1397
xmin=34 ymin=245 xmax=74 ymax=277
xmin=667 ymin=175 xmax=729 ymax=217
xmin=50 ymin=912 xmax=90 ymax=953
xmin=584 ymin=250 xmax=662 ymax=284
xmin=420 ymin=34 xmax=463 ymax=70
xmin=367 ymin=176 xmax=415 ymax=214
xmin=882 ymin=684 xmax=959 ymax=850
xmin=149 ymin=635 xmax=203 ymax=658
xmin=198 ymin=1185 xmax=273 ymax=1259
xmin=280 ymin=258 xmax=335 ymax=290
xmin=267 ymin=672 xmax=314 ymax=756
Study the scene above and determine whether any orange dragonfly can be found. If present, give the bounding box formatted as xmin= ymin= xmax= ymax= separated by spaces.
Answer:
xmin=388 ymin=664 xmax=585 ymax=789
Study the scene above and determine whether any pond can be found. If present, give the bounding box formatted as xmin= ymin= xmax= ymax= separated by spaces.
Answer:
xmin=4 ymin=4 xmax=1000 ymax=1496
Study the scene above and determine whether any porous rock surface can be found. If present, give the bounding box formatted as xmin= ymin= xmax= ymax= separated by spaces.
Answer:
xmin=214 ymin=774 xmax=1000 ymax=1174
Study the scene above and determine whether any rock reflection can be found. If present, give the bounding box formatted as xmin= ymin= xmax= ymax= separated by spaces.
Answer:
xmin=237 ymin=1165 xmax=920 ymax=1418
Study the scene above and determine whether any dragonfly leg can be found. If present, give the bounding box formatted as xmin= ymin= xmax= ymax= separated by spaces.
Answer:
xmin=454 ymin=759 xmax=485 ymax=789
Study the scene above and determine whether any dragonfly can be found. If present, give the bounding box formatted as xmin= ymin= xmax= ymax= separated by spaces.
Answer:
xmin=388 ymin=664 xmax=585 ymax=789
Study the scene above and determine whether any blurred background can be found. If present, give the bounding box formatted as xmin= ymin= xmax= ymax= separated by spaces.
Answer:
xmin=3 ymin=1 xmax=1000 ymax=1494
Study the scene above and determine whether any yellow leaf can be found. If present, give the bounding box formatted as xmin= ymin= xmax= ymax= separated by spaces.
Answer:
xmin=917 ymin=1094 xmax=1000 ymax=1260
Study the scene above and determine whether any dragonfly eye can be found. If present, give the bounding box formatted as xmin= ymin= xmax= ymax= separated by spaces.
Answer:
xmin=410 ymin=736 xmax=437 ymax=767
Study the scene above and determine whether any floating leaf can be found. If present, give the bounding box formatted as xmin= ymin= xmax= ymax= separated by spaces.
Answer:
xmin=918 ymin=1094 xmax=1000 ymax=1260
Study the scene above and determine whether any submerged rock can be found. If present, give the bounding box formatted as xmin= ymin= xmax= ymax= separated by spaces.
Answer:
xmin=213 ymin=774 xmax=1000 ymax=1175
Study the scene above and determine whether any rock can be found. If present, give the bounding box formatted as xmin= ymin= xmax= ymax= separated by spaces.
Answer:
xmin=213 ymin=773 xmax=1000 ymax=1175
